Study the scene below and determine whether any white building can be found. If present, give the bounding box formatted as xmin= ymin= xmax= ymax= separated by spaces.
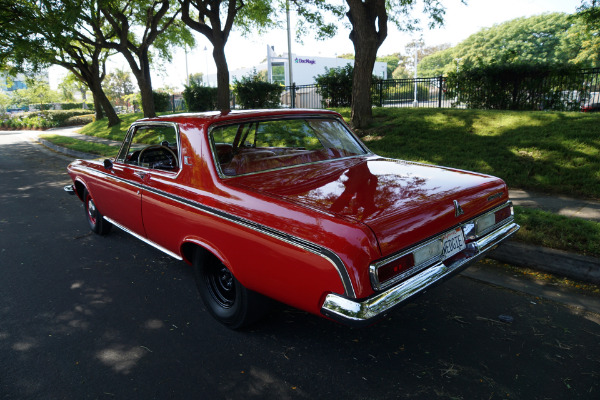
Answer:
xmin=207 ymin=45 xmax=388 ymax=87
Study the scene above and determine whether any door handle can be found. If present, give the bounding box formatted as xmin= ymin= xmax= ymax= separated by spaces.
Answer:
xmin=134 ymin=171 xmax=146 ymax=179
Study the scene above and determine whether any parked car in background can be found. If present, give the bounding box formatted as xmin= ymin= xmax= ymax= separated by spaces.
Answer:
xmin=581 ymin=102 xmax=600 ymax=112
xmin=65 ymin=109 xmax=519 ymax=328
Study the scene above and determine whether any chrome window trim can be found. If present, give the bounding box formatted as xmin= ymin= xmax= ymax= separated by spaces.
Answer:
xmin=206 ymin=115 xmax=372 ymax=179
xmin=369 ymin=201 xmax=514 ymax=291
xmin=79 ymin=166 xmax=356 ymax=298
xmin=115 ymin=121 xmax=182 ymax=178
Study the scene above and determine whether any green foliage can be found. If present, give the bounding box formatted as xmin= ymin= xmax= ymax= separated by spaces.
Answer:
xmin=183 ymin=83 xmax=218 ymax=111
xmin=63 ymin=114 xmax=95 ymax=126
xmin=232 ymin=72 xmax=283 ymax=109
xmin=103 ymin=68 xmax=135 ymax=106
xmin=0 ymin=109 xmax=93 ymax=129
xmin=315 ymin=65 xmax=354 ymax=107
xmin=447 ymin=64 xmax=584 ymax=111
xmin=315 ymin=65 xmax=383 ymax=107
xmin=419 ymin=13 xmax=600 ymax=77
xmin=153 ymin=91 xmax=171 ymax=112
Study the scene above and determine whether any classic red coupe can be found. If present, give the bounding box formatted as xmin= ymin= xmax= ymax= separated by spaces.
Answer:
xmin=65 ymin=109 xmax=519 ymax=328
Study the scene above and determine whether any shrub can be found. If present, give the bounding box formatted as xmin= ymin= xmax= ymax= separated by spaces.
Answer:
xmin=446 ymin=63 xmax=584 ymax=111
xmin=0 ymin=109 xmax=94 ymax=129
xmin=153 ymin=91 xmax=172 ymax=112
xmin=63 ymin=114 xmax=95 ymax=126
xmin=315 ymin=65 xmax=382 ymax=107
xmin=183 ymin=83 xmax=218 ymax=111
xmin=232 ymin=72 xmax=283 ymax=109
xmin=315 ymin=65 xmax=354 ymax=107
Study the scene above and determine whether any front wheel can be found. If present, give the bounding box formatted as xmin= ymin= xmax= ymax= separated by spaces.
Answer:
xmin=83 ymin=188 xmax=112 ymax=235
xmin=192 ymin=248 xmax=271 ymax=329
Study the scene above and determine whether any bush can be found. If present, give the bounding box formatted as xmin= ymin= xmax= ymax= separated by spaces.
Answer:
xmin=153 ymin=91 xmax=172 ymax=112
xmin=0 ymin=109 xmax=94 ymax=129
xmin=447 ymin=63 xmax=584 ymax=111
xmin=232 ymin=72 xmax=283 ymax=109
xmin=315 ymin=65 xmax=354 ymax=107
xmin=63 ymin=114 xmax=95 ymax=126
xmin=183 ymin=83 xmax=218 ymax=111
xmin=315 ymin=65 xmax=382 ymax=107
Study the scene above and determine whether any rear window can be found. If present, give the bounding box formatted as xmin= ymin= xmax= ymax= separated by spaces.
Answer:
xmin=210 ymin=117 xmax=367 ymax=176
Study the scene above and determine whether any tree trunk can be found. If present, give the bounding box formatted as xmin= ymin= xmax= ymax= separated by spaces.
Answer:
xmin=130 ymin=51 xmax=156 ymax=118
xmin=92 ymin=92 xmax=104 ymax=120
xmin=213 ymin=42 xmax=231 ymax=112
xmin=346 ymin=0 xmax=388 ymax=129
xmin=90 ymin=79 xmax=121 ymax=127
xmin=351 ymin=43 xmax=378 ymax=128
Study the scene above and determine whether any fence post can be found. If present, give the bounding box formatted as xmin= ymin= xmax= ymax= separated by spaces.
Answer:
xmin=379 ymin=80 xmax=383 ymax=107
xmin=438 ymin=76 xmax=443 ymax=108
xmin=291 ymin=83 xmax=296 ymax=109
xmin=172 ymin=94 xmax=175 ymax=112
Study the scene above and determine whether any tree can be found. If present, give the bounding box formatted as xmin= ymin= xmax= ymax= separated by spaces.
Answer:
xmin=58 ymin=72 xmax=92 ymax=109
xmin=188 ymin=72 xmax=204 ymax=86
xmin=1 ymin=0 xmax=122 ymax=126
xmin=394 ymin=42 xmax=452 ymax=78
xmin=13 ymin=77 xmax=61 ymax=109
xmin=90 ymin=0 xmax=194 ymax=118
xmin=577 ymin=0 xmax=600 ymax=31
xmin=180 ymin=0 xmax=276 ymax=111
xmin=103 ymin=68 xmax=135 ymax=106
xmin=344 ymin=0 xmax=447 ymax=128
xmin=418 ymin=13 xmax=600 ymax=76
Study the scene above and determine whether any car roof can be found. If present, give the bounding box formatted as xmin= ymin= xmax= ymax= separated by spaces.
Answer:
xmin=135 ymin=109 xmax=343 ymax=125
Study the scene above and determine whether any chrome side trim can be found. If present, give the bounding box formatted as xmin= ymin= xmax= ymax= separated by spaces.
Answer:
xmin=322 ymin=221 xmax=520 ymax=326
xmin=79 ymin=166 xmax=356 ymax=298
xmin=103 ymin=216 xmax=183 ymax=261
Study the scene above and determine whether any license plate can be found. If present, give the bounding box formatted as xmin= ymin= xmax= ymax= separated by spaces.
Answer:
xmin=442 ymin=227 xmax=466 ymax=259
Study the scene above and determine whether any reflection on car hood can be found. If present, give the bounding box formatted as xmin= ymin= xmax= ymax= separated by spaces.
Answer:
xmin=230 ymin=156 xmax=508 ymax=257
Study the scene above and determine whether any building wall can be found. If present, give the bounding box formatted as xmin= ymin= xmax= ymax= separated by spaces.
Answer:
xmin=208 ymin=50 xmax=388 ymax=87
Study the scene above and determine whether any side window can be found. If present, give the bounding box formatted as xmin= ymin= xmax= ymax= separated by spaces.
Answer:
xmin=117 ymin=124 xmax=179 ymax=171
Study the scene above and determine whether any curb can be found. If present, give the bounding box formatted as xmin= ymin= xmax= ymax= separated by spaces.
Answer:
xmin=37 ymin=139 xmax=600 ymax=286
xmin=38 ymin=137 xmax=99 ymax=160
xmin=489 ymin=241 xmax=600 ymax=284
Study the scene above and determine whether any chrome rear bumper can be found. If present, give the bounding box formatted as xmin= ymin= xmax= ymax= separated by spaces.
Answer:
xmin=320 ymin=221 xmax=520 ymax=326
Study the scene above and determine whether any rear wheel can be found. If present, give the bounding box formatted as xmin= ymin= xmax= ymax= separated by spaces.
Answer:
xmin=83 ymin=188 xmax=111 ymax=235
xmin=192 ymin=248 xmax=271 ymax=329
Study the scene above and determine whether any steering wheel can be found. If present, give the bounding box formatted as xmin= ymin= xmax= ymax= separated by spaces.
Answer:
xmin=138 ymin=145 xmax=177 ymax=169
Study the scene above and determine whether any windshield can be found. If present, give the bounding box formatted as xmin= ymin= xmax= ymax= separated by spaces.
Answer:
xmin=210 ymin=117 xmax=368 ymax=176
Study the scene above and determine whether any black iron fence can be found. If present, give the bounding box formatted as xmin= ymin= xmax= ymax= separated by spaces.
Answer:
xmin=277 ymin=68 xmax=600 ymax=111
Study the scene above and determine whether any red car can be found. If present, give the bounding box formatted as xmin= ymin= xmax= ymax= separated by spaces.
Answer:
xmin=65 ymin=109 xmax=519 ymax=328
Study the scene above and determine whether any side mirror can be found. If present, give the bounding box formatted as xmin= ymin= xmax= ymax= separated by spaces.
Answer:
xmin=103 ymin=159 xmax=113 ymax=170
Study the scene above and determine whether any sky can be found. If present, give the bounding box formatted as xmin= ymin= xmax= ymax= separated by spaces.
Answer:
xmin=49 ymin=0 xmax=583 ymax=91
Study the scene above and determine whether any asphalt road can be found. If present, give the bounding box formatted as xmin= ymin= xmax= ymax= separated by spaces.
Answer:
xmin=1 ymin=131 xmax=599 ymax=400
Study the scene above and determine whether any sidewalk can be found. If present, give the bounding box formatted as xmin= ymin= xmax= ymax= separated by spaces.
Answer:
xmin=33 ymin=126 xmax=600 ymax=285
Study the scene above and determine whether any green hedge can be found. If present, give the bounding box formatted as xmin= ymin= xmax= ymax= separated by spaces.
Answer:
xmin=183 ymin=83 xmax=218 ymax=111
xmin=153 ymin=91 xmax=171 ymax=112
xmin=0 ymin=109 xmax=94 ymax=129
xmin=232 ymin=73 xmax=283 ymax=109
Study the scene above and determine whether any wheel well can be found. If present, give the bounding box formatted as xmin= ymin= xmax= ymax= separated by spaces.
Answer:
xmin=74 ymin=181 xmax=86 ymax=201
xmin=181 ymin=242 xmax=212 ymax=266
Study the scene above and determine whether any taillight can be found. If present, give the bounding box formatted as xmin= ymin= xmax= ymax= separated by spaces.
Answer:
xmin=376 ymin=253 xmax=415 ymax=284
xmin=495 ymin=205 xmax=512 ymax=224
xmin=373 ymin=239 xmax=443 ymax=288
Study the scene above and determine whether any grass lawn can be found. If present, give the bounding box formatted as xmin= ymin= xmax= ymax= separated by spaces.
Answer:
xmin=41 ymin=134 xmax=121 ymax=157
xmin=336 ymin=108 xmax=600 ymax=200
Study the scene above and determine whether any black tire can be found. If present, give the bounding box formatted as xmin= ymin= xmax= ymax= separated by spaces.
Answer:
xmin=83 ymin=188 xmax=112 ymax=235
xmin=192 ymin=248 xmax=271 ymax=329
